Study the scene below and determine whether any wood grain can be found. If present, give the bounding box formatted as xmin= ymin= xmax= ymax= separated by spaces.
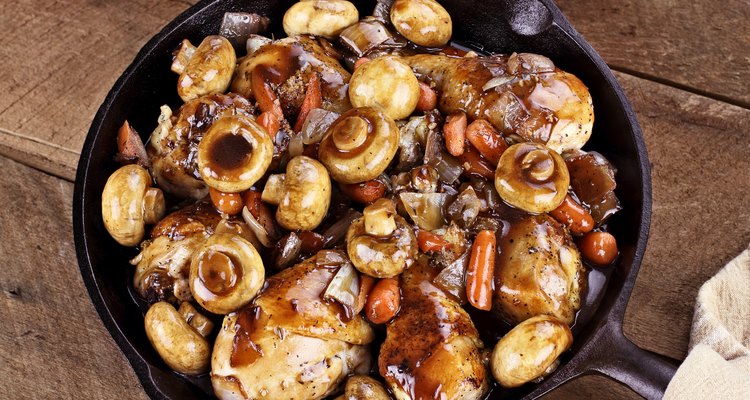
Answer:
xmin=0 ymin=0 xmax=196 ymax=180
xmin=556 ymin=0 xmax=750 ymax=107
xmin=0 ymin=156 xmax=148 ymax=400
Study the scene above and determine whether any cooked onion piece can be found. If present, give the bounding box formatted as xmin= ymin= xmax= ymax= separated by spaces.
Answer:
xmin=197 ymin=115 xmax=273 ymax=193
xmin=495 ymin=142 xmax=569 ymax=213
xmin=319 ymin=107 xmax=400 ymax=184
xmin=189 ymin=233 xmax=265 ymax=314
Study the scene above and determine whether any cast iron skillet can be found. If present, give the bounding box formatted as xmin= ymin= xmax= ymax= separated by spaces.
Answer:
xmin=73 ymin=0 xmax=680 ymax=398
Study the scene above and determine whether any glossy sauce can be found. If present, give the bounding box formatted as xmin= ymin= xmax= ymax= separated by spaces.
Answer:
xmin=207 ymin=133 xmax=252 ymax=175
xmin=196 ymin=250 xmax=243 ymax=296
xmin=230 ymin=306 xmax=265 ymax=367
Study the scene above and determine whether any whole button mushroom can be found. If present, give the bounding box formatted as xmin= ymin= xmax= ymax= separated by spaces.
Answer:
xmin=337 ymin=375 xmax=390 ymax=400
xmin=189 ymin=233 xmax=266 ymax=315
xmin=390 ymin=0 xmax=453 ymax=47
xmin=346 ymin=198 xmax=418 ymax=278
xmin=283 ymin=0 xmax=359 ymax=39
xmin=197 ymin=115 xmax=273 ymax=193
xmin=494 ymin=142 xmax=570 ymax=213
xmin=261 ymin=155 xmax=332 ymax=231
xmin=144 ymin=301 xmax=213 ymax=375
xmin=173 ymin=35 xmax=236 ymax=102
xmin=349 ymin=57 xmax=419 ymax=121
xmin=490 ymin=315 xmax=573 ymax=388
xmin=101 ymin=164 xmax=166 ymax=247
xmin=318 ymin=107 xmax=400 ymax=184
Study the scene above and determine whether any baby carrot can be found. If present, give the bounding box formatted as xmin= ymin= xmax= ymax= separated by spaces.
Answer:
xmin=466 ymin=230 xmax=496 ymax=311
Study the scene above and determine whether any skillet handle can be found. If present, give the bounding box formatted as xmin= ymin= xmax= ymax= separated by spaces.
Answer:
xmin=584 ymin=324 xmax=680 ymax=399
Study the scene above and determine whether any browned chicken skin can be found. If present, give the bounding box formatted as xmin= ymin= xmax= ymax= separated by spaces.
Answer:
xmin=148 ymin=93 xmax=256 ymax=199
xmin=379 ymin=259 xmax=489 ymax=400
xmin=494 ymin=214 xmax=585 ymax=325
xmin=400 ymin=52 xmax=594 ymax=152
xmin=211 ymin=255 xmax=374 ymax=400
xmin=231 ymin=35 xmax=352 ymax=118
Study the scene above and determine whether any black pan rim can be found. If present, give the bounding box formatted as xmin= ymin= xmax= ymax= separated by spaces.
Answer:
xmin=73 ymin=0 xmax=653 ymax=398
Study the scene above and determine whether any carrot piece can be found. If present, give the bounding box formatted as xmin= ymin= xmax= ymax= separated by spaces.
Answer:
xmin=243 ymin=189 xmax=281 ymax=239
xmin=578 ymin=231 xmax=618 ymax=266
xmin=257 ymin=111 xmax=280 ymax=137
xmin=459 ymin=145 xmax=495 ymax=180
xmin=417 ymin=230 xmax=452 ymax=252
xmin=339 ymin=180 xmax=386 ymax=204
xmin=116 ymin=121 xmax=149 ymax=167
xmin=354 ymin=275 xmax=376 ymax=315
xmin=466 ymin=230 xmax=496 ymax=311
xmin=294 ymin=74 xmax=322 ymax=132
xmin=444 ymin=111 xmax=467 ymax=156
xmin=251 ymin=67 xmax=284 ymax=117
xmin=416 ymin=82 xmax=438 ymax=112
xmin=465 ymin=119 xmax=507 ymax=166
xmin=550 ymin=194 xmax=595 ymax=235
xmin=353 ymin=57 xmax=371 ymax=70
xmin=242 ymin=190 xmax=263 ymax=218
xmin=209 ymin=188 xmax=244 ymax=215
xmin=365 ymin=277 xmax=401 ymax=324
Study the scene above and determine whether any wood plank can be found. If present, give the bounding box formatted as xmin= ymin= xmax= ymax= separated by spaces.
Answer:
xmin=0 ymin=0 xmax=197 ymax=181
xmin=556 ymin=0 xmax=750 ymax=107
xmin=1 ymin=71 xmax=748 ymax=397
xmin=545 ymin=72 xmax=750 ymax=398
xmin=0 ymin=156 xmax=148 ymax=400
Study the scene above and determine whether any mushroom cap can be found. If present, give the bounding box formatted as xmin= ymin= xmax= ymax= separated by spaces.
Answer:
xmin=144 ymin=301 xmax=211 ymax=375
xmin=494 ymin=142 xmax=570 ymax=213
xmin=177 ymin=35 xmax=236 ymax=102
xmin=102 ymin=164 xmax=162 ymax=247
xmin=390 ymin=0 xmax=453 ymax=47
xmin=197 ymin=114 xmax=273 ymax=193
xmin=276 ymin=156 xmax=332 ymax=231
xmin=490 ymin=315 xmax=573 ymax=388
xmin=318 ymin=107 xmax=400 ymax=184
xmin=282 ymin=0 xmax=359 ymax=39
xmin=348 ymin=57 xmax=419 ymax=121
xmin=189 ymin=233 xmax=265 ymax=315
xmin=346 ymin=215 xmax=417 ymax=278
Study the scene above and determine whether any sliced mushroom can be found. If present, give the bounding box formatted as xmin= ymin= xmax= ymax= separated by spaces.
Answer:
xmin=490 ymin=315 xmax=573 ymax=388
xmin=495 ymin=142 xmax=569 ymax=213
xmin=390 ymin=0 xmax=452 ymax=47
xmin=175 ymin=35 xmax=236 ymax=102
xmin=349 ymin=57 xmax=419 ymax=120
xmin=318 ymin=107 xmax=400 ymax=184
xmin=189 ymin=233 xmax=265 ymax=315
xmin=346 ymin=199 xmax=417 ymax=278
xmin=197 ymin=115 xmax=273 ymax=193
xmin=101 ymin=164 xmax=165 ymax=247
xmin=282 ymin=0 xmax=359 ymax=39
xmin=261 ymin=155 xmax=332 ymax=231
xmin=144 ymin=301 xmax=211 ymax=375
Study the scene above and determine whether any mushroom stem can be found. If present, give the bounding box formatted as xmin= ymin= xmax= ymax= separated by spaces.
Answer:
xmin=178 ymin=302 xmax=214 ymax=338
xmin=332 ymin=115 xmax=369 ymax=151
xmin=261 ymin=174 xmax=286 ymax=205
xmin=143 ymin=187 xmax=166 ymax=225
xmin=364 ymin=198 xmax=397 ymax=237
xmin=171 ymin=39 xmax=197 ymax=74
xmin=522 ymin=149 xmax=555 ymax=183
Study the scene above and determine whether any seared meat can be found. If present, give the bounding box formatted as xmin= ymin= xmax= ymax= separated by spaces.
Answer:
xmin=494 ymin=214 xmax=585 ymax=325
xmin=379 ymin=259 xmax=488 ymax=400
xmin=231 ymin=35 xmax=352 ymax=118
xmin=148 ymin=93 xmax=256 ymax=199
xmin=211 ymin=255 xmax=374 ymax=400
xmin=400 ymin=52 xmax=594 ymax=152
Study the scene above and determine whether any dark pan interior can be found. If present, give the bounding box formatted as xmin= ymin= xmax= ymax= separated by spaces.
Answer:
xmin=73 ymin=0 xmax=651 ymax=399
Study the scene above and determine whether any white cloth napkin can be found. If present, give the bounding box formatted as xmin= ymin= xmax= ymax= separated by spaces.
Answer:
xmin=664 ymin=244 xmax=750 ymax=399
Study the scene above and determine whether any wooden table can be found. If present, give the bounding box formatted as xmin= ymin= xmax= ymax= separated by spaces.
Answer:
xmin=1 ymin=0 xmax=748 ymax=398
